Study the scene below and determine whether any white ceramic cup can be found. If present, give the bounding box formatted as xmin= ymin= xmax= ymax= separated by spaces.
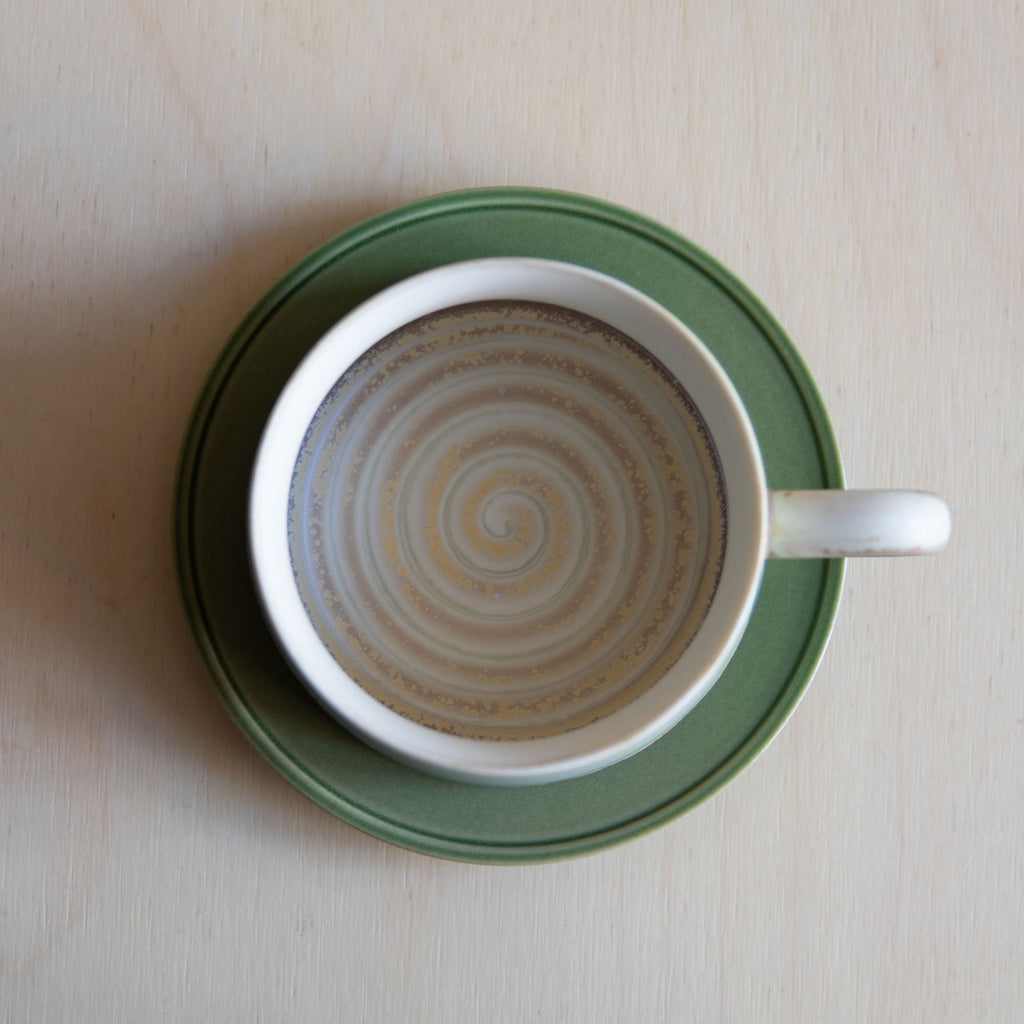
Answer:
xmin=249 ymin=259 xmax=950 ymax=785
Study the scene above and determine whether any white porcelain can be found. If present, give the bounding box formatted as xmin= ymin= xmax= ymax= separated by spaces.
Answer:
xmin=248 ymin=259 xmax=949 ymax=785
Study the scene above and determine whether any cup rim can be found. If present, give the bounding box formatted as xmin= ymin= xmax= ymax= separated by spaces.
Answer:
xmin=248 ymin=258 xmax=768 ymax=784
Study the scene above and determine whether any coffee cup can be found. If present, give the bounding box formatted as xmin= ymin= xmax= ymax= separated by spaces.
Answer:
xmin=248 ymin=258 xmax=950 ymax=785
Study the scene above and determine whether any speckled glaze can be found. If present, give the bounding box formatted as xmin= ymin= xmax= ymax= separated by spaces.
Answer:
xmin=288 ymin=300 xmax=726 ymax=741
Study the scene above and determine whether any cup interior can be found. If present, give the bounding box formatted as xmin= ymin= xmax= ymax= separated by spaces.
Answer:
xmin=249 ymin=259 xmax=767 ymax=784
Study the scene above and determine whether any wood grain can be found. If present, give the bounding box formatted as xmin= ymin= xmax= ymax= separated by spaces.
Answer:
xmin=2 ymin=1 xmax=1021 ymax=1020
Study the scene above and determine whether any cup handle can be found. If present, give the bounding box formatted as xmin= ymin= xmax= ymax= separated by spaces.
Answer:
xmin=767 ymin=489 xmax=951 ymax=558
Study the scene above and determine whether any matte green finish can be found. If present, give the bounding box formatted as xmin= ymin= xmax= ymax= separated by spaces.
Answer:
xmin=175 ymin=188 xmax=845 ymax=863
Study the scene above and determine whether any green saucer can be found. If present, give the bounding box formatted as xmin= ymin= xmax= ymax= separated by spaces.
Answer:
xmin=174 ymin=188 xmax=845 ymax=863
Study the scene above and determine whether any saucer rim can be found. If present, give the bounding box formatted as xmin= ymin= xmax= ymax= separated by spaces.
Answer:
xmin=174 ymin=186 xmax=845 ymax=863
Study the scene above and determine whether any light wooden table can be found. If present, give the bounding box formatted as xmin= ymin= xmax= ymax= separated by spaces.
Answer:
xmin=3 ymin=2 xmax=1020 ymax=1020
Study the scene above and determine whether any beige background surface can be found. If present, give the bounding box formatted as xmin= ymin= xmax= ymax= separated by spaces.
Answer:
xmin=2 ymin=1 xmax=1021 ymax=1020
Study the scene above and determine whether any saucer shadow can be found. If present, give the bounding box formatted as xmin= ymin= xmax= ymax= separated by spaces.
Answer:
xmin=0 ymin=194 xmax=407 ymax=857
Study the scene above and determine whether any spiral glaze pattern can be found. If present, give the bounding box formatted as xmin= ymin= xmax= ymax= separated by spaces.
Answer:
xmin=289 ymin=301 xmax=726 ymax=740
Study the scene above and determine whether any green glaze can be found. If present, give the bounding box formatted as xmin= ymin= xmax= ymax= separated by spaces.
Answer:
xmin=174 ymin=188 xmax=845 ymax=863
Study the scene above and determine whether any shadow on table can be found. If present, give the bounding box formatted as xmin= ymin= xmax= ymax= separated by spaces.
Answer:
xmin=0 ymin=192 xmax=409 ymax=859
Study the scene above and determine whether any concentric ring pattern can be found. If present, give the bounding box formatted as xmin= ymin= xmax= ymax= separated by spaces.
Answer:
xmin=288 ymin=300 xmax=727 ymax=740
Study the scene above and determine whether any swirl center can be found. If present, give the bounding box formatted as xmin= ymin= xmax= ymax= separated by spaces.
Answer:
xmin=288 ymin=300 xmax=727 ymax=740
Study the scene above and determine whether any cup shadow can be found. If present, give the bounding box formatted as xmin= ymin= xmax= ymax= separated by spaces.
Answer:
xmin=0 ymin=194 xmax=411 ymax=859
